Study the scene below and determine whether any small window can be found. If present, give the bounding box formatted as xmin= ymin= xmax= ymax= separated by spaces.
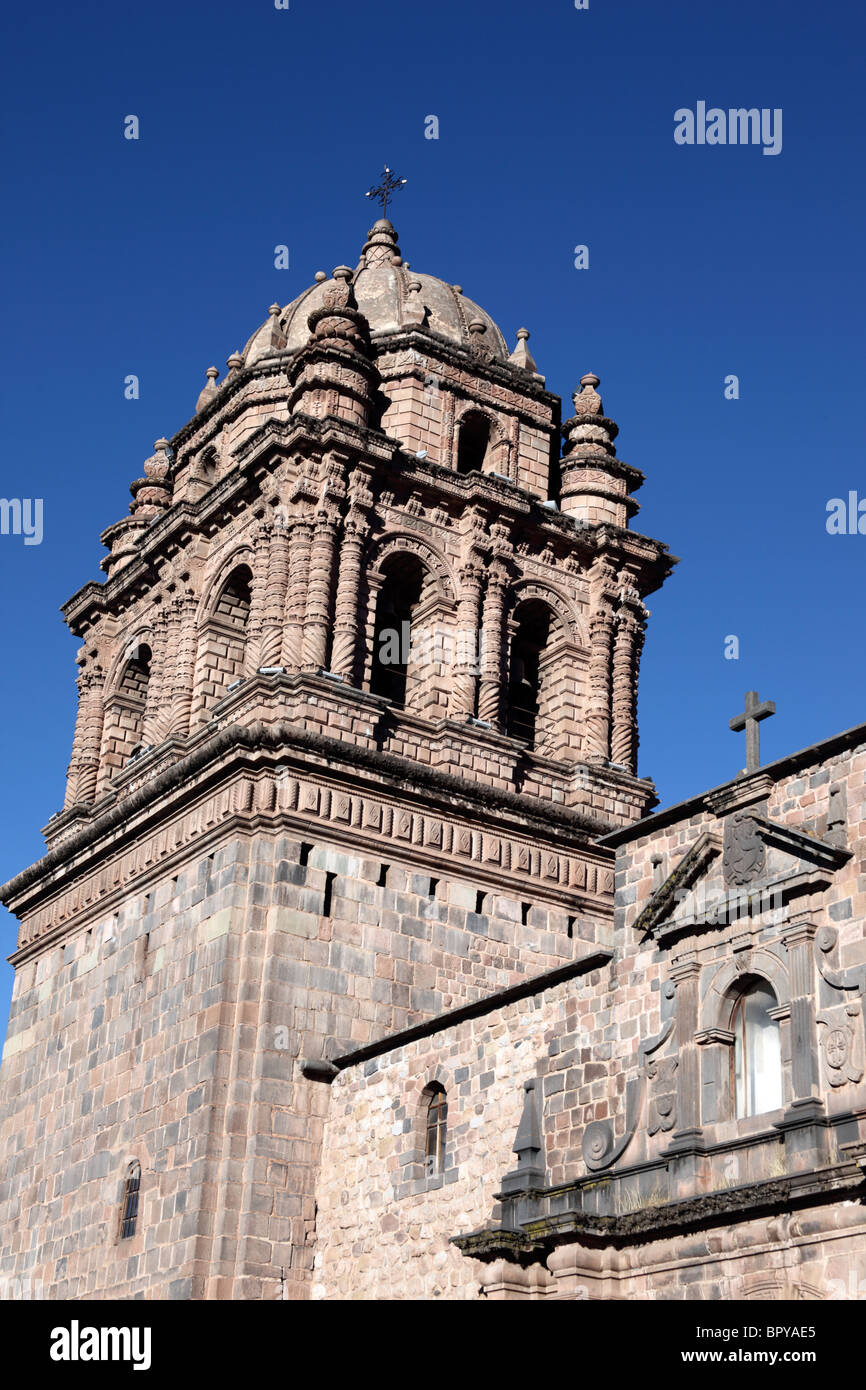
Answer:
xmin=732 ymin=981 xmax=782 ymax=1118
xmin=119 ymin=1161 xmax=141 ymax=1239
xmin=456 ymin=411 xmax=491 ymax=475
xmin=424 ymin=1085 xmax=448 ymax=1177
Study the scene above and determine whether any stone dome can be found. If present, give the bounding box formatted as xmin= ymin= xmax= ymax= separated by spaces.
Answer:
xmin=243 ymin=219 xmax=509 ymax=367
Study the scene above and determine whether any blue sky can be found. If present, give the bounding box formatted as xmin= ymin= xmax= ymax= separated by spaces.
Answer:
xmin=1 ymin=0 xmax=864 ymax=1035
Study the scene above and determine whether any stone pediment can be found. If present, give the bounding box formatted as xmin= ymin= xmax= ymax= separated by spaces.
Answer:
xmin=634 ymin=814 xmax=851 ymax=944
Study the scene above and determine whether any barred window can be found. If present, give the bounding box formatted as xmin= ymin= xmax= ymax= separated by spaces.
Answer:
xmin=424 ymin=1085 xmax=447 ymax=1177
xmin=119 ymin=1161 xmax=141 ymax=1239
xmin=732 ymin=982 xmax=782 ymax=1118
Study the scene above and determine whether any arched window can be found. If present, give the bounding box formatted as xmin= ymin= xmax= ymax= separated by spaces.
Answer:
xmin=119 ymin=1161 xmax=141 ymax=1240
xmin=424 ymin=1084 xmax=448 ymax=1177
xmin=506 ymin=601 xmax=551 ymax=747
xmin=732 ymin=981 xmax=783 ymax=1118
xmin=193 ymin=565 xmax=252 ymax=720
xmin=456 ymin=411 xmax=491 ymax=475
xmin=98 ymin=644 xmax=152 ymax=789
xmin=370 ymin=556 xmax=425 ymax=708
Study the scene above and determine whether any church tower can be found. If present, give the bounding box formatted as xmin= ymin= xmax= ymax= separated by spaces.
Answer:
xmin=0 ymin=218 xmax=674 ymax=1299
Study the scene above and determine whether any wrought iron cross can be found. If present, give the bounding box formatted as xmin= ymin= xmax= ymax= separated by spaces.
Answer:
xmin=729 ymin=689 xmax=776 ymax=774
xmin=365 ymin=166 xmax=407 ymax=218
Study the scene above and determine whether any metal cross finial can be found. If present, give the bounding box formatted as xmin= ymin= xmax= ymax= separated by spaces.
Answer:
xmin=365 ymin=166 xmax=407 ymax=218
xmin=729 ymin=690 xmax=776 ymax=774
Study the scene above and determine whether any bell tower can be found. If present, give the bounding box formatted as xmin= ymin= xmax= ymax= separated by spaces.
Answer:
xmin=0 ymin=216 xmax=675 ymax=1299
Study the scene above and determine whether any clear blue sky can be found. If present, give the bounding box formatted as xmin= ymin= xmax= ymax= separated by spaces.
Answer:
xmin=1 ymin=0 xmax=864 ymax=1037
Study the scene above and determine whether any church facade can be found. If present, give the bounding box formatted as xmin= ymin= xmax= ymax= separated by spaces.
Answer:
xmin=0 ymin=218 xmax=863 ymax=1301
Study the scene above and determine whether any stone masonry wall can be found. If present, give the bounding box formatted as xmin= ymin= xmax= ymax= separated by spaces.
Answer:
xmin=0 ymin=825 xmax=600 ymax=1300
xmin=311 ymin=976 xmax=580 ymax=1301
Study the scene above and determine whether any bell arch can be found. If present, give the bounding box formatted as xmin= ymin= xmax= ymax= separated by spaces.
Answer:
xmin=361 ymin=534 xmax=457 ymax=718
xmin=97 ymin=639 xmax=153 ymax=790
xmin=503 ymin=584 xmax=585 ymax=756
xmin=191 ymin=560 xmax=254 ymax=723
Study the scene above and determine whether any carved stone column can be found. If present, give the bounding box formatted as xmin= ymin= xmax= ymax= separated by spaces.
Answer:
xmin=666 ymin=959 xmax=706 ymax=1196
xmin=282 ymin=515 xmax=313 ymax=673
xmin=778 ymin=915 xmax=827 ymax=1172
xmin=784 ymin=916 xmax=821 ymax=1105
xmin=330 ymin=514 xmax=368 ymax=683
xmin=478 ymin=563 xmax=509 ymax=727
xmin=584 ymin=555 xmax=619 ymax=761
xmin=303 ymin=509 xmax=339 ymax=671
xmin=611 ymin=602 xmax=646 ymax=771
xmin=142 ymin=604 xmax=171 ymax=745
xmin=584 ymin=609 xmax=614 ymax=760
xmin=65 ymin=655 xmax=106 ymax=805
xmin=168 ymin=588 xmax=200 ymax=736
xmin=245 ymin=520 xmax=270 ymax=673
xmin=258 ymin=516 xmax=292 ymax=669
xmin=451 ymin=563 xmax=483 ymax=719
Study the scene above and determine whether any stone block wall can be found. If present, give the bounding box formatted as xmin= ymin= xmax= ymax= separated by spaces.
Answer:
xmin=0 ymin=815 xmax=606 ymax=1299
xmin=312 ymin=976 xmax=578 ymax=1301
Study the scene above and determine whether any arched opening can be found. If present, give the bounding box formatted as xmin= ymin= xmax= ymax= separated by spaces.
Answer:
xmin=456 ymin=410 xmax=491 ymax=475
xmin=423 ymin=1083 xmax=448 ymax=1178
xmin=197 ymin=446 xmax=217 ymax=485
xmin=370 ymin=555 xmax=425 ymax=708
xmin=119 ymin=1161 xmax=141 ymax=1240
xmin=506 ymin=600 xmax=552 ymax=747
xmin=98 ymin=644 xmax=152 ymax=789
xmin=731 ymin=980 xmax=783 ymax=1118
xmin=213 ymin=566 xmax=252 ymax=633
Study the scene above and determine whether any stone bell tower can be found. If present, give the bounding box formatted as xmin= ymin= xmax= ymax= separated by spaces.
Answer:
xmin=0 ymin=216 xmax=675 ymax=1300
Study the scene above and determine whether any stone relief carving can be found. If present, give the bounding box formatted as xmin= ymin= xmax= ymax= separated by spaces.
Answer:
xmin=646 ymin=1056 xmax=678 ymax=1135
xmin=582 ymin=982 xmax=677 ymax=1169
xmin=723 ymin=808 xmax=766 ymax=888
xmin=814 ymin=924 xmax=866 ymax=1089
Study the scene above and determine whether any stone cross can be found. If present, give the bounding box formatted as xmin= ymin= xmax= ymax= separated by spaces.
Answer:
xmin=729 ymin=690 xmax=776 ymax=773
xmin=365 ymin=166 xmax=407 ymax=219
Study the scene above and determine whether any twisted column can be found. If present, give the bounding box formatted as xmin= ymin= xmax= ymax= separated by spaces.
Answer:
xmin=451 ymin=564 xmax=483 ymax=718
xmin=477 ymin=564 xmax=509 ymax=727
xmin=303 ymin=510 xmax=339 ymax=671
xmin=584 ymin=607 xmax=615 ymax=760
xmin=142 ymin=605 xmax=171 ymax=745
xmin=330 ymin=514 xmax=368 ymax=683
xmin=66 ymin=659 xmax=106 ymax=805
xmin=282 ymin=515 xmax=313 ymax=672
xmin=168 ymin=590 xmax=200 ymax=736
xmin=258 ymin=517 xmax=292 ymax=669
xmin=245 ymin=522 xmax=271 ymax=673
xmin=611 ymin=606 xmax=645 ymax=771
